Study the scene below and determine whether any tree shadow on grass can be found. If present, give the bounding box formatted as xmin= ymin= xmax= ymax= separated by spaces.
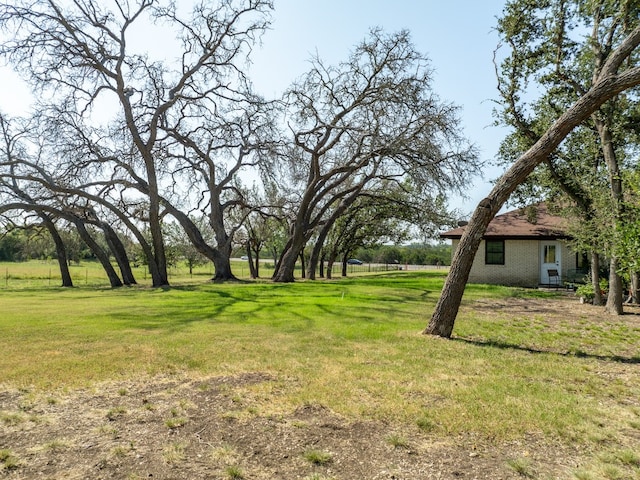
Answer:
xmin=451 ymin=336 xmax=640 ymax=364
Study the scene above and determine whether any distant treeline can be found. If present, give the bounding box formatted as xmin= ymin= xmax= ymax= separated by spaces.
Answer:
xmin=0 ymin=227 xmax=91 ymax=263
xmin=2 ymin=225 xmax=451 ymax=268
xmin=353 ymin=243 xmax=450 ymax=266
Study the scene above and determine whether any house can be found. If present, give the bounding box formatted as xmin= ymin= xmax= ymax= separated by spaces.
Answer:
xmin=440 ymin=203 xmax=585 ymax=288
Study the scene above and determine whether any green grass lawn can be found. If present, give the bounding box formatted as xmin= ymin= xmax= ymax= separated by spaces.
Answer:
xmin=0 ymin=259 xmax=228 ymax=287
xmin=0 ymin=258 xmax=400 ymax=287
xmin=1 ymin=267 xmax=639 ymax=477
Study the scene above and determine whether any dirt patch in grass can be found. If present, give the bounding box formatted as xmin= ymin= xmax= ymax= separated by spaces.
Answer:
xmin=0 ymin=371 xmax=594 ymax=479
xmin=461 ymin=294 xmax=640 ymax=357
xmin=1 ymin=295 xmax=639 ymax=479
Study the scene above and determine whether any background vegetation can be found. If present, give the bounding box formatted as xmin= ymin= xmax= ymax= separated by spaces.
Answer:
xmin=0 ymin=228 xmax=452 ymax=286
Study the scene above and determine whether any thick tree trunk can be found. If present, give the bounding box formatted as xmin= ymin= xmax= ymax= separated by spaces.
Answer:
xmin=74 ymin=220 xmax=123 ymax=288
xmin=210 ymin=199 xmax=237 ymax=281
xmin=162 ymin=201 xmax=236 ymax=281
xmin=273 ymin=257 xmax=295 ymax=282
xmin=272 ymin=166 xmax=325 ymax=282
xmin=212 ymin=248 xmax=236 ymax=282
xmin=425 ymin=62 xmax=640 ymax=337
xmin=102 ymin=223 xmax=136 ymax=285
xmin=41 ymin=215 xmax=73 ymax=287
xmin=121 ymin=83 xmax=169 ymax=288
xmin=148 ymin=191 xmax=169 ymax=287
xmin=138 ymin=238 xmax=163 ymax=288
xmin=425 ymin=202 xmax=493 ymax=337
xmin=308 ymin=236 xmax=323 ymax=280
xmin=325 ymin=247 xmax=339 ymax=280
xmin=273 ymin=236 xmax=305 ymax=283
xmin=606 ymin=257 xmax=624 ymax=314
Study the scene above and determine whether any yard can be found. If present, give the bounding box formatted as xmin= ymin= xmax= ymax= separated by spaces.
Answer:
xmin=0 ymin=268 xmax=639 ymax=479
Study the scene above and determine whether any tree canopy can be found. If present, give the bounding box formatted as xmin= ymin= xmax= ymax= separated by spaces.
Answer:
xmin=0 ymin=1 xmax=474 ymax=286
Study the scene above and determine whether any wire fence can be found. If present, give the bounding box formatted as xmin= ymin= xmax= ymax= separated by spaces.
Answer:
xmin=0 ymin=260 xmax=449 ymax=288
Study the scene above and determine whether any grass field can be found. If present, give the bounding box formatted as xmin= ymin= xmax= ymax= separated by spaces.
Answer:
xmin=0 ymin=259 xmax=244 ymax=287
xmin=1 ymin=263 xmax=639 ymax=478
xmin=0 ymin=258 xmax=409 ymax=287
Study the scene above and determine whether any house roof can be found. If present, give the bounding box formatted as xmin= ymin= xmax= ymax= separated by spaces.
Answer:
xmin=440 ymin=203 xmax=569 ymax=240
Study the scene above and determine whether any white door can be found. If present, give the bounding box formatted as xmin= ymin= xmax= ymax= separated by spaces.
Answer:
xmin=540 ymin=242 xmax=561 ymax=285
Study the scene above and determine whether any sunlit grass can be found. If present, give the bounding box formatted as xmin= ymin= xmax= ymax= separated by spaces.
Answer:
xmin=0 ymin=258 xmax=403 ymax=288
xmin=0 ymin=259 xmax=263 ymax=287
xmin=1 ymin=268 xmax=639 ymax=455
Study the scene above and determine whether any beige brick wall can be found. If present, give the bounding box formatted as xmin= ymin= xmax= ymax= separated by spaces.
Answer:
xmin=450 ymin=239 xmax=577 ymax=288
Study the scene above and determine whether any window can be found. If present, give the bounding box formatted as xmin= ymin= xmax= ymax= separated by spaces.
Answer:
xmin=485 ymin=240 xmax=505 ymax=265
xmin=543 ymin=244 xmax=556 ymax=264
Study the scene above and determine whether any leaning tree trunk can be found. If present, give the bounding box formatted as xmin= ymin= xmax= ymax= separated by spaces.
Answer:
xmin=325 ymin=246 xmax=339 ymax=280
xmin=306 ymin=195 xmax=358 ymax=279
xmin=307 ymin=234 xmax=326 ymax=280
xmin=246 ymin=241 xmax=257 ymax=279
xmin=162 ymin=202 xmax=230 ymax=280
xmin=102 ymin=223 xmax=136 ymax=285
xmin=273 ymin=235 xmax=306 ymax=283
xmin=41 ymin=215 xmax=73 ymax=287
xmin=425 ymin=56 xmax=640 ymax=337
xmin=326 ymin=259 xmax=335 ymax=279
xmin=307 ymin=218 xmax=337 ymax=279
xmin=74 ymin=220 xmax=123 ymax=288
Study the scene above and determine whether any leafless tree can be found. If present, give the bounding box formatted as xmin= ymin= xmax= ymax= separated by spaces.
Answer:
xmin=0 ymin=0 xmax=273 ymax=285
xmin=271 ymin=29 xmax=478 ymax=282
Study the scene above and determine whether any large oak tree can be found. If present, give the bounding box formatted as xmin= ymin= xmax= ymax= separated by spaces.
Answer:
xmin=0 ymin=0 xmax=273 ymax=285
xmin=271 ymin=29 xmax=478 ymax=282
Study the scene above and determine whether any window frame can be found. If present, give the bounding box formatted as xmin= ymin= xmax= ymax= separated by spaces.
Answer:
xmin=485 ymin=239 xmax=505 ymax=265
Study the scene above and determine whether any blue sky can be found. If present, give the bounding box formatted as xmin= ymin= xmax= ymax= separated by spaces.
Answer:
xmin=247 ymin=0 xmax=510 ymax=214
xmin=0 ymin=0 xmax=509 ymax=215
